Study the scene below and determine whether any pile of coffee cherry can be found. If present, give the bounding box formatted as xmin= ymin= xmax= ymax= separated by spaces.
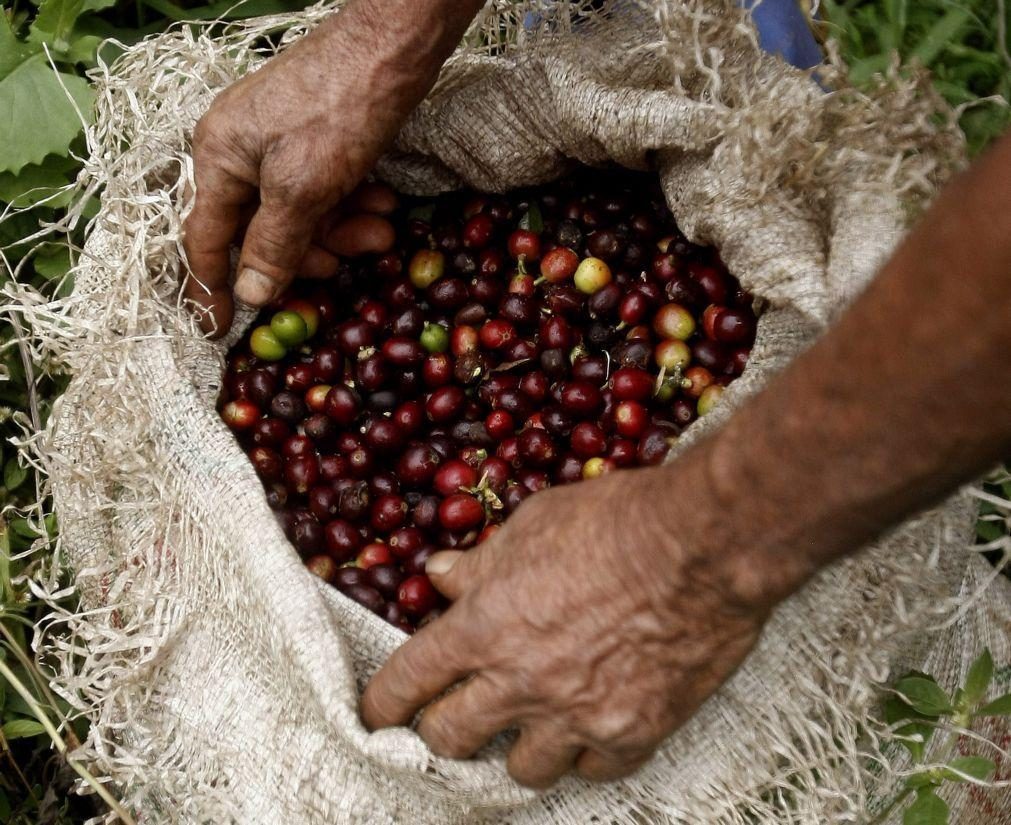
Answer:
xmin=220 ymin=170 xmax=757 ymax=632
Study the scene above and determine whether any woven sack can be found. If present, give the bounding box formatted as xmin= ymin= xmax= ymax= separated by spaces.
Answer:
xmin=17 ymin=1 xmax=1010 ymax=822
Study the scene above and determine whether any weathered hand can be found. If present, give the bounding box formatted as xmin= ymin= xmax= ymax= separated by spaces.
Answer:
xmin=361 ymin=464 xmax=769 ymax=788
xmin=181 ymin=6 xmax=430 ymax=335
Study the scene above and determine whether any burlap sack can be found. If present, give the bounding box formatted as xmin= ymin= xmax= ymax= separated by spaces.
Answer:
xmin=17 ymin=1 xmax=1010 ymax=822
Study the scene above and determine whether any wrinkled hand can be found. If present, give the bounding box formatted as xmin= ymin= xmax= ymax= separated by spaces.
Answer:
xmin=182 ymin=12 xmax=417 ymax=335
xmin=361 ymin=465 xmax=770 ymax=788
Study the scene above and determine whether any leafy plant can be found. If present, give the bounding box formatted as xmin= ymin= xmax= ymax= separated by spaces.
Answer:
xmin=820 ymin=0 xmax=1011 ymax=156
xmin=872 ymin=649 xmax=1011 ymax=824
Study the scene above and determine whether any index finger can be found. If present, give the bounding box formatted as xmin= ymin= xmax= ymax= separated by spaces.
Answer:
xmin=182 ymin=160 xmax=254 ymax=337
xmin=361 ymin=607 xmax=476 ymax=731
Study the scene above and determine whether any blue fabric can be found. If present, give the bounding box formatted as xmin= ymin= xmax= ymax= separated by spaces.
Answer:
xmin=739 ymin=0 xmax=823 ymax=69
xmin=525 ymin=1 xmax=823 ymax=71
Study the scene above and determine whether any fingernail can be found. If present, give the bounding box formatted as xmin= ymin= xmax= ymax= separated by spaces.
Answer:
xmin=426 ymin=551 xmax=463 ymax=577
xmin=234 ymin=267 xmax=277 ymax=306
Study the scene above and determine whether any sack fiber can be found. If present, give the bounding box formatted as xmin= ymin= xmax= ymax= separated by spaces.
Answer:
xmin=13 ymin=1 xmax=1010 ymax=822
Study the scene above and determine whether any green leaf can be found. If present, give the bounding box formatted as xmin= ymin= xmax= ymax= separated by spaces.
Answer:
xmin=82 ymin=0 xmax=117 ymax=11
xmin=139 ymin=0 xmax=303 ymax=21
xmin=0 ymin=153 xmax=78 ymax=208
xmin=895 ymin=676 xmax=954 ymax=716
xmin=1 ymin=717 xmax=47 ymax=739
xmin=976 ymin=519 xmax=1005 ymax=543
xmin=941 ymin=756 xmax=995 ymax=783
xmin=29 ymin=0 xmax=86 ymax=47
xmin=0 ymin=15 xmax=39 ymax=77
xmin=964 ymin=649 xmax=994 ymax=706
xmin=904 ymin=771 xmax=937 ymax=790
xmin=34 ymin=245 xmax=73 ymax=280
xmin=519 ymin=202 xmax=543 ymax=233
xmin=910 ymin=8 xmax=972 ymax=67
xmin=0 ymin=54 xmax=93 ymax=175
xmin=3 ymin=457 xmax=28 ymax=492
xmin=0 ymin=787 xmax=10 ymax=820
xmin=979 ymin=693 xmax=1011 ymax=716
xmin=62 ymin=32 xmax=103 ymax=65
xmin=903 ymin=788 xmax=949 ymax=825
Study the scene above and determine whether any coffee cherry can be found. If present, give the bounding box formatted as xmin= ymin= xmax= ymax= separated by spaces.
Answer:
xmin=428 ymin=278 xmax=470 ymax=310
xmin=697 ymin=384 xmax=725 ymax=416
xmin=555 ymin=453 xmax=584 ymax=484
xmin=426 ymin=386 xmax=466 ymax=423
xmin=588 ymin=282 xmax=621 ymax=318
xmin=637 ymin=425 xmax=676 ymax=465
xmin=478 ymin=456 xmax=511 ymax=493
xmin=518 ymin=428 xmax=558 ymax=468
xmin=409 ymin=249 xmax=445 ymax=288
xmin=587 ymin=230 xmax=620 ymax=261
xmin=690 ymin=265 xmax=729 ymax=304
xmin=382 ymin=337 xmax=425 ymax=366
xmin=346 ymin=583 xmax=385 ymax=613
xmin=508 ymin=229 xmax=541 ymax=261
xmin=438 ymin=493 xmax=485 ymax=531
xmin=463 ymin=214 xmax=495 ymax=249
xmin=582 ymin=456 xmax=615 ymax=479
xmin=365 ymin=419 xmax=404 ymax=453
xmin=500 ymin=294 xmax=538 ymax=326
xmin=303 ymin=413 xmax=336 ymax=445
xmin=283 ymin=298 xmax=321 ymax=337
xmin=434 ymin=459 xmax=479 ymax=496
xmin=221 ymin=399 xmax=260 ymax=431
xmin=398 ymin=575 xmax=439 ymax=616
xmin=611 ymin=367 xmax=654 ymax=401
xmin=728 ymin=347 xmax=751 ymax=375
xmin=268 ymin=391 xmax=305 ymax=424
xmin=420 ymin=322 xmax=450 ymax=353
xmin=653 ymin=303 xmax=696 ymax=340
xmin=450 ymin=325 xmax=479 ymax=356
xmin=479 ymin=319 xmax=517 ymax=350
xmin=683 ymin=366 xmax=714 ymax=398
xmin=357 ymin=542 xmax=394 ymax=569
xmin=712 ymin=307 xmax=756 ymax=344
xmin=270 ymin=310 xmax=308 ymax=347
xmin=573 ymin=257 xmax=612 ymax=294
xmin=252 ymin=417 xmax=290 ymax=447
xmin=540 ymin=247 xmax=579 ymax=283
xmin=285 ymin=455 xmax=319 ymax=495
xmin=485 ymin=409 xmax=515 ymax=441
xmin=607 ymin=438 xmax=637 ymax=467
xmin=614 ymin=400 xmax=648 ymax=438
xmin=371 ymin=494 xmax=408 ymax=532
xmin=305 ymin=555 xmax=338 ymax=584
xmin=502 ymin=483 xmax=529 ymax=513
xmin=250 ymin=326 xmax=286 ymax=361
xmin=570 ymin=421 xmax=607 ymax=457
xmin=571 ymin=356 xmax=607 ymax=385
xmin=559 ymin=381 xmax=602 ymax=416
xmin=280 ymin=436 xmax=312 ymax=462
xmin=323 ymin=385 xmax=360 ymax=426
xmin=250 ymin=446 xmax=283 ymax=480
xmin=305 ymin=384 xmax=332 ymax=414
xmin=691 ymin=339 xmax=728 ymax=373
xmin=423 ymin=353 xmax=454 ymax=387
xmin=655 ymin=339 xmax=691 ymax=371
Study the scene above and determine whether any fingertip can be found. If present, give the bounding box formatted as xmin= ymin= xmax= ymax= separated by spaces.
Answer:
xmin=350 ymin=181 xmax=398 ymax=215
xmin=325 ymin=214 xmax=395 ymax=257
xmin=300 ymin=244 xmax=341 ymax=280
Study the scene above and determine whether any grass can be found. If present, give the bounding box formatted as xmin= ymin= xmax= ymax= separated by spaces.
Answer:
xmin=0 ymin=0 xmax=1008 ymax=822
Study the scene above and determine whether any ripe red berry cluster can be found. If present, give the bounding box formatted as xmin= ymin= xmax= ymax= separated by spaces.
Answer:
xmin=220 ymin=170 xmax=758 ymax=631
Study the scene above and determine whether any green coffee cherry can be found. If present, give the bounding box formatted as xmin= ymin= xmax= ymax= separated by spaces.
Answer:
xmin=250 ymin=325 xmax=287 ymax=361
xmin=420 ymin=322 xmax=450 ymax=354
xmin=270 ymin=310 xmax=309 ymax=347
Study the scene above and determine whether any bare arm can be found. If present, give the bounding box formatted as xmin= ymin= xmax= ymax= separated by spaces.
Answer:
xmin=361 ymin=132 xmax=1011 ymax=787
xmin=183 ymin=0 xmax=485 ymax=334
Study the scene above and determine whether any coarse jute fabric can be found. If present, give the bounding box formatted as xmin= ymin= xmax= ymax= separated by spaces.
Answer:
xmin=8 ymin=1 xmax=1010 ymax=822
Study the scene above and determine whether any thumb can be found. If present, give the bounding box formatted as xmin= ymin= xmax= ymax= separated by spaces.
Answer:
xmin=235 ymin=198 xmax=320 ymax=307
xmin=425 ymin=549 xmax=492 ymax=601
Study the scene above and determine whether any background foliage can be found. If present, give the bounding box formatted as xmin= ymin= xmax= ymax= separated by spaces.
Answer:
xmin=0 ymin=0 xmax=1008 ymax=821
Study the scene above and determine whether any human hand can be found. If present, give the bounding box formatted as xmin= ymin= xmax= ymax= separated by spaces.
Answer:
xmin=360 ymin=463 xmax=772 ymax=788
xmin=181 ymin=0 xmax=487 ymax=336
